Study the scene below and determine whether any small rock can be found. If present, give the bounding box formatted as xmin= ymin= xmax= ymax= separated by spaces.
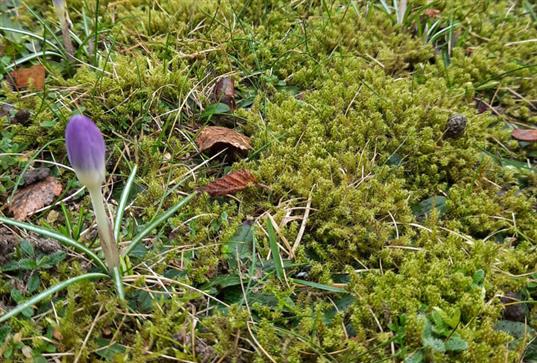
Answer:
xmin=0 ymin=103 xmax=14 ymax=117
xmin=33 ymin=238 xmax=62 ymax=253
xmin=13 ymin=109 xmax=31 ymax=125
xmin=21 ymin=167 xmax=50 ymax=186
xmin=500 ymin=292 xmax=528 ymax=322
xmin=444 ymin=114 xmax=467 ymax=139
xmin=0 ymin=227 xmax=19 ymax=264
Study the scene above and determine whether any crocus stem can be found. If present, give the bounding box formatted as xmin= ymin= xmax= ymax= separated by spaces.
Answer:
xmin=88 ymin=186 xmax=119 ymax=270
xmin=53 ymin=0 xmax=75 ymax=60
xmin=61 ymin=23 xmax=75 ymax=60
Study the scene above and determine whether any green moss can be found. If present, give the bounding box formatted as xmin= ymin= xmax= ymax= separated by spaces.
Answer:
xmin=0 ymin=0 xmax=536 ymax=361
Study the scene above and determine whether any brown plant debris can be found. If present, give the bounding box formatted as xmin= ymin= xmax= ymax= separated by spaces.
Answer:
xmin=202 ymin=170 xmax=256 ymax=196
xmin=9 ymin=176 xmax=63 ymax=220
xmin=214 ymin=77 xmax=236 ymax=110
xmin=424 ymin=8 xmax=441 ymax=18
xmin=196 ymin=126 xmax=252 ymax=155
xmin=512 ymin=128 xmax=537 ymax=142
xmin=7 ymin=64 xmax=46 ymax=91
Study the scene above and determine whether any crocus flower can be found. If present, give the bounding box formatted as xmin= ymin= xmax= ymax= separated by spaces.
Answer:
xmin=65 ymin=115 xmax=106 ymax=189
xmin=65 ymin=115 xmax=119 ymax=269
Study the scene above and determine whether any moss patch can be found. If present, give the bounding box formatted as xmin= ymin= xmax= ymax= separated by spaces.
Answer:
xmin=0 ymin=0 xmax=536 ymax=361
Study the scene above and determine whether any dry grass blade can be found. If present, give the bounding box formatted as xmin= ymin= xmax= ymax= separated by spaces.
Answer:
xmin=292 ymin=189 xmax=313 ymax=256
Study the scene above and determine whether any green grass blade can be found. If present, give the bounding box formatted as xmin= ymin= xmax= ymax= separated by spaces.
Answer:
xmin=23 ymin=4 xmax=64 ymax=54
xmin=266 ymin=218 xmax=285 ymax=281
xmin=0 ymin=217 xmax=107 ymax=272
xmin=5 ymin=51 xmax=63 ymax=71
xmin=114 ymin=165 xmax=138 ymax=241
xmin=123 ymin=192 xmax=197 ymax=257
xmin=429 ymin=23 xmax=459 ymax=44
xmin=378 ymin=0 xmax=391 ymax=14
xmin=291 ymin=278 xmax=346 ymax=293
xmin=0 ymin=272 xmax=108 ymax=323
xmin=111 ymin=266 xmax=125 ymax=300
xmin=0 ymin=26 xmax=61 ymax=52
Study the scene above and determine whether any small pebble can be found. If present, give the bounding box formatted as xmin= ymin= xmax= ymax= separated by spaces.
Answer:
xmin=444 ymin=114 xmax=467 ymax=139
xmin=22 ymin=167 xmax=50 ymax=186
xmin=500 ymin=292 xmax=527 ymax=322
xmin=13 ymin=109 xmax=31 ymax=124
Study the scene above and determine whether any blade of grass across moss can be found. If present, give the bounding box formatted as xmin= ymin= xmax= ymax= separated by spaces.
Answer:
xmin=0 ymin=272 xmax=108 ymax=323
xmin=123 ymin=192 xmax=197 ymax=257
xmin=291 ymin=278 xmax=346 ymax=293
xmin=5 ymin=51 xmax=63 ymax=71
xmin=114 ymin=164 xmax=137 ymax=241
xmin=0 ymin=217 xmax=107 ymax=272
xmin=24 ymin=4 xmax=65 ymax=54
xmin=0 ymin=27 xmax=61 ymax=52
xmin=266 ymin=217 xmax=286 ymax=282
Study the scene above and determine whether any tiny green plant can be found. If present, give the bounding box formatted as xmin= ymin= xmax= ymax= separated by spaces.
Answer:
xmin=0 ymin=114 xmax=196 ymax=323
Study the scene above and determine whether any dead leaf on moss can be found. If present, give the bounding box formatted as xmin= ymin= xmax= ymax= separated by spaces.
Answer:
xmin=52 ymin=328 xmax=63 ymax=341
xmin=424 ymin=8 xmax=441 ymax=18
xmin=214 ymin=77 xmax=236 ymax=110
xmin=7 ymin=64 xmax=46 ymax=91
xmin=196 ymin=126 xmax=251 ymax=155
xmin=202 ymin=170 xmax=256 ymax=196
xmin=512 ymin=129 xmax=537 ymax=142
xmin=9 ymin=176 xmax=62 ymax=220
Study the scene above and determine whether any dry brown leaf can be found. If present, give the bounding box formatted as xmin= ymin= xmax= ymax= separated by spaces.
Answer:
xmin=9 ymin=176 xmax=63 ymax=220
xmin=7 ymin=64 xmax=46 ymax=91
xmin=52 ymin=328 xmax=64 ymax=341
xmin=512 ymin=129 xmax=537 ymax=142
xmin=424 ymin=8 xmax=441 ymax=18
xmin=214 ymin=77 xmax=236 ymax=110
xmin=196 ymin=126 xmax=251 ymax=155
xmin=202 ymin=170 xmax=256 ymax=196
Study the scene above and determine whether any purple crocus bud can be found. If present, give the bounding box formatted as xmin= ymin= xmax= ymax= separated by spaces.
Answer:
xmin=65 ymin=115 xmax=106 ymax=189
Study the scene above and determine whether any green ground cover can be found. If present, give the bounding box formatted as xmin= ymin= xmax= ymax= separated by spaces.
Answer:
xmin=0 ymin=0 xmax=536 ymax=361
